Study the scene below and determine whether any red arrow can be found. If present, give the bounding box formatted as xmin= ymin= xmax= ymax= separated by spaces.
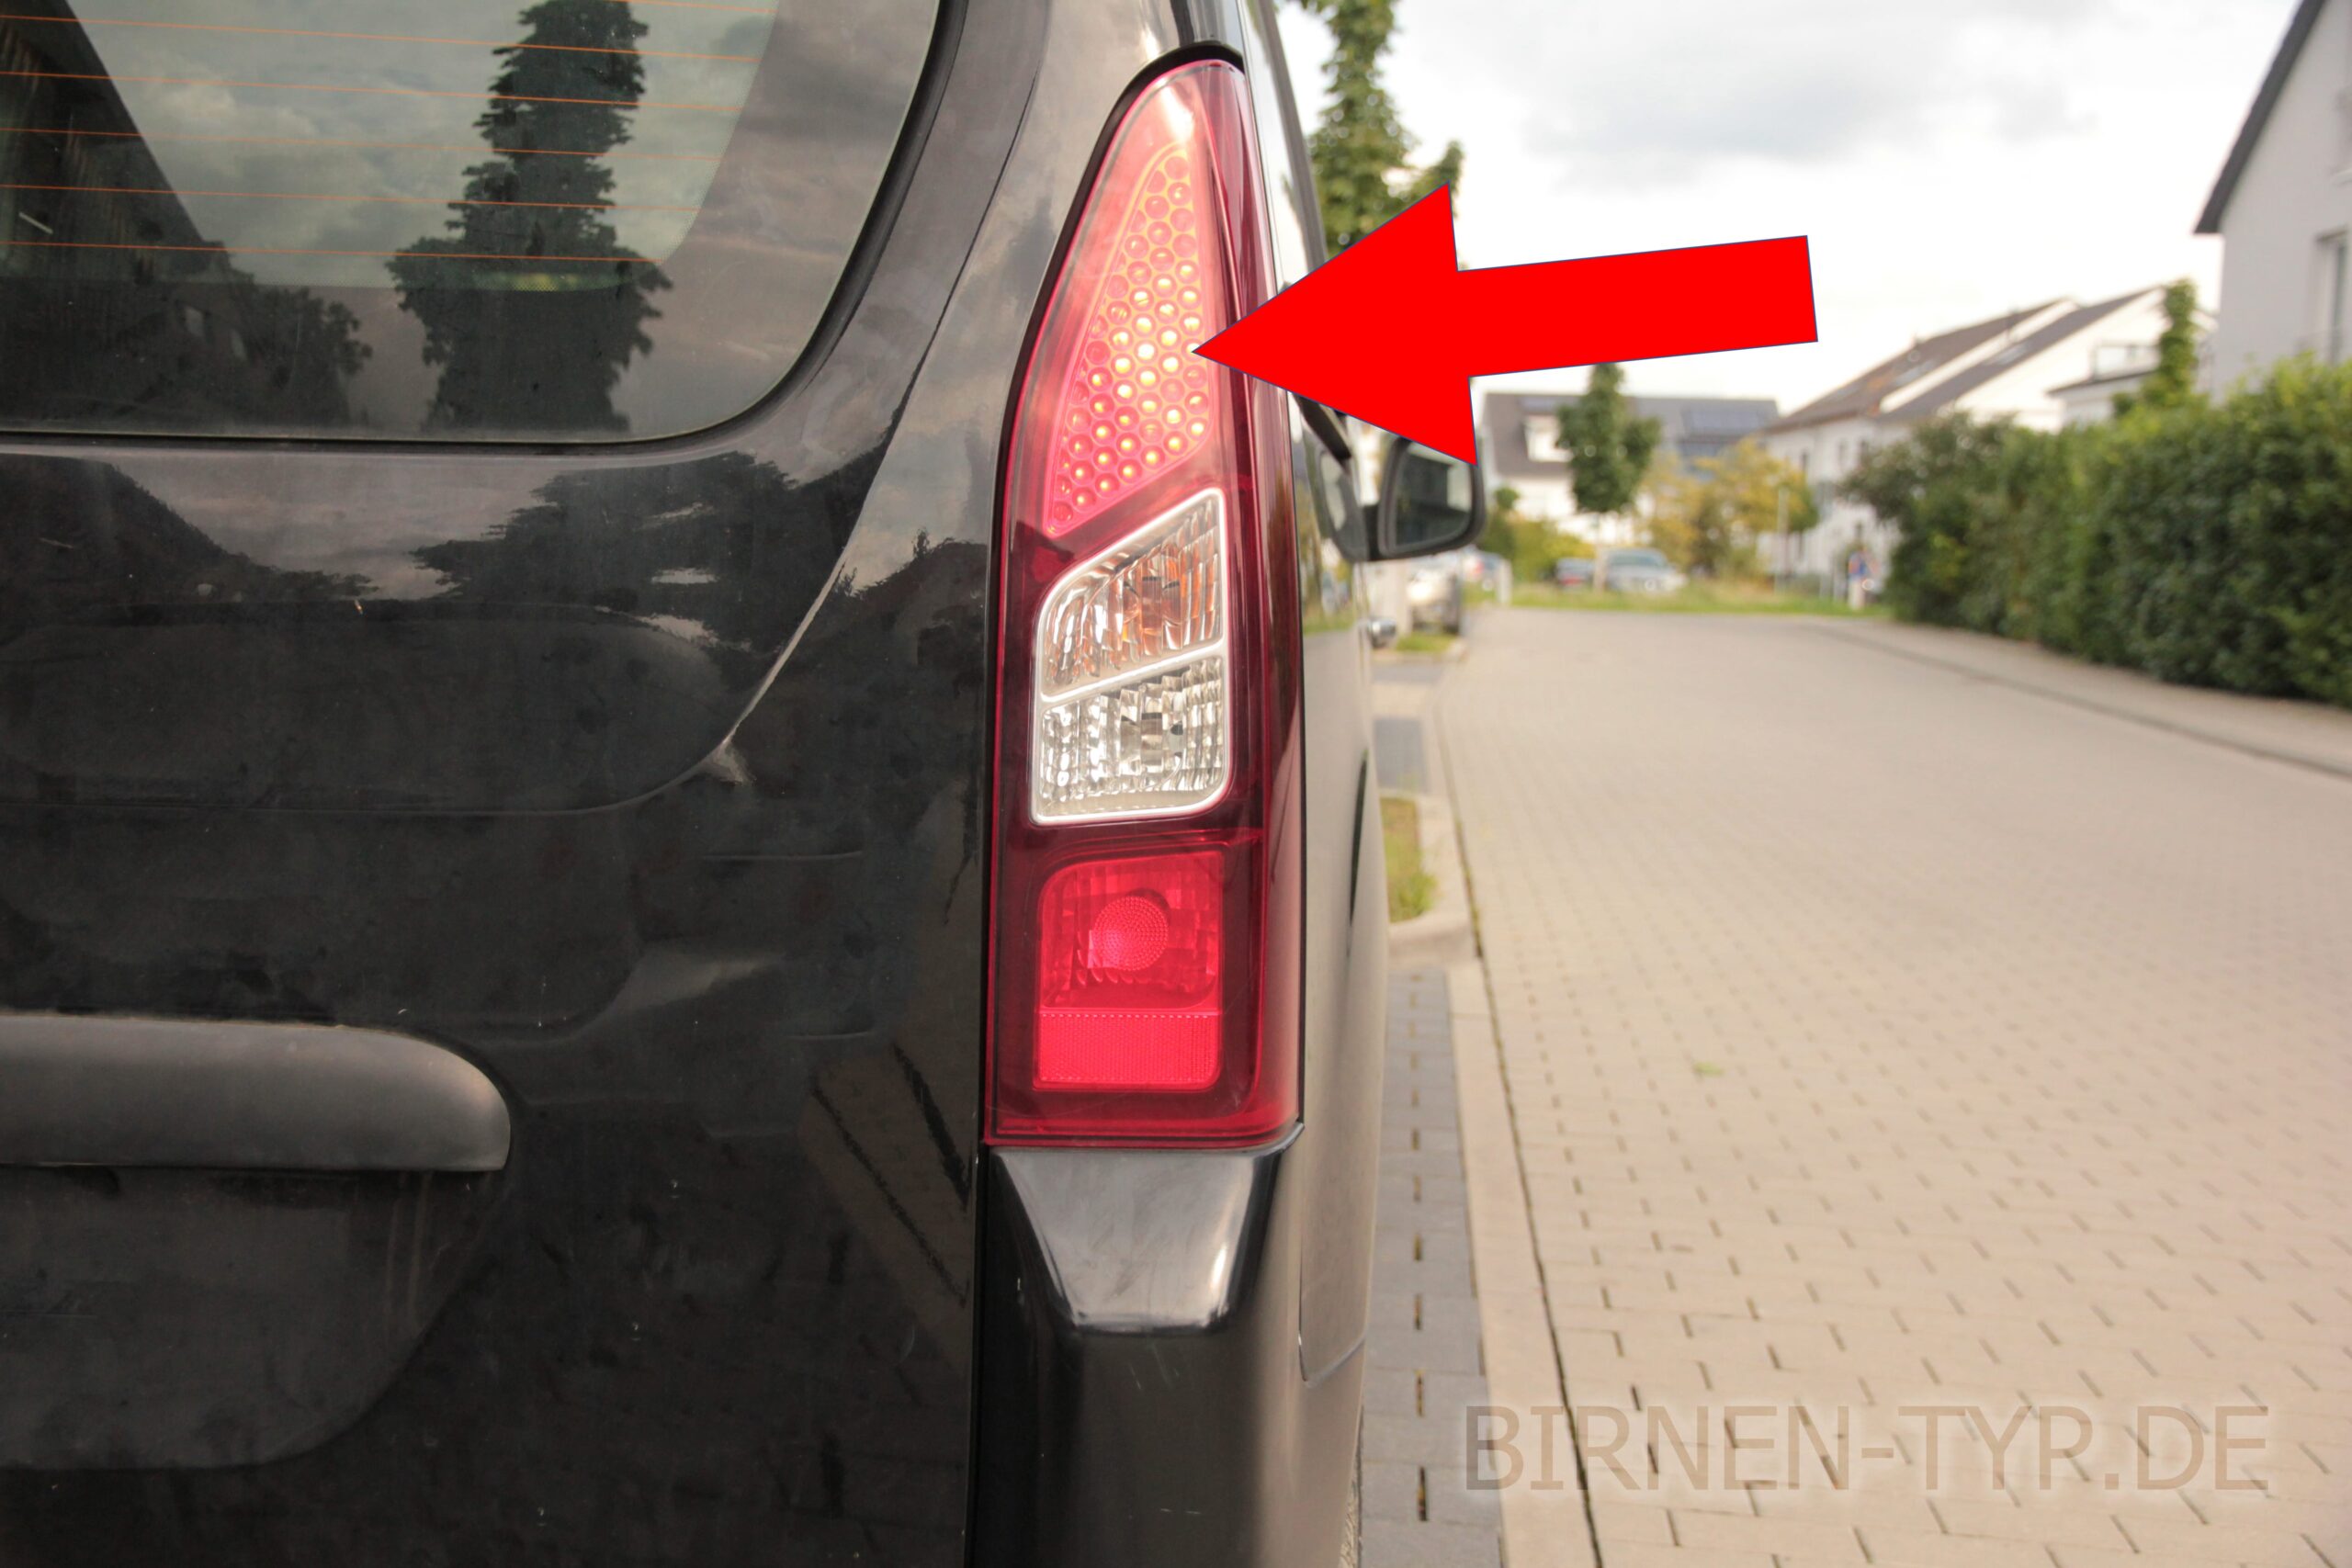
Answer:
xmin=1197 ymin=186 xmax=1817 ymax=462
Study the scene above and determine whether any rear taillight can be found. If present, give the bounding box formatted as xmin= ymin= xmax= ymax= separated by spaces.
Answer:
xmin=987 ymin=60 xmax=1299 ymax=1147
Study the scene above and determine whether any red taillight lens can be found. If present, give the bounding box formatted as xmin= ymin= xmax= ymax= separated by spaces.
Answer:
xmin=1036 ymin=851 xmax=1226 ymax=1091
xmin=987 ymin=60 xmax=1298 ymax=1147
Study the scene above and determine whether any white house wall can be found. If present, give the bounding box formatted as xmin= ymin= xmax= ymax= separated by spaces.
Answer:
xmin=2211 ymin=0 xmax=2352 ymax=385
xmin=1498 ymin=475 xmax=1577 ymax=528
xmin=1758 ymin=417 xmax=1890 ymax=579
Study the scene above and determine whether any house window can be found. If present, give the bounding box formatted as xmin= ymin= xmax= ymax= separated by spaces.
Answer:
xmin=2320 ymin=231 xmax=2349 ymax=364
xmin=1522 ymin=415 xmax=1567 ymax=462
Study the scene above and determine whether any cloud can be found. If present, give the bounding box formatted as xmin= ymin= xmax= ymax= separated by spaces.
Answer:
xmin=1279 ymin=1 xmax=2123 ymax=197
xmin=1529 ymin=55 xmax=2079 ymax=176
xmin=1275 ymin=0 xmax=2299 ymax=412
xmin=1471 ymin=1 xmax=2106 ymax=183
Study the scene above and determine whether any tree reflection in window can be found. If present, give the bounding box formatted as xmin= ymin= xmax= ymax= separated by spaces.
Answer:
xmin=391 ymin=0 xmax=670 ymax=433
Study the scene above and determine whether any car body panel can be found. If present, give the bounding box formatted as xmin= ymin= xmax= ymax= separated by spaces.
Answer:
xmin=970 ymin=1136 xmax=1361 ymax=1568
xmin=0 ymin=0 xmax=1385 ymax=1562
xmin=968 ymin=5 xmax=1384 ymax=1563
xmin=1234 ymin=0 xmax=1386 ymax=1392
xmin=0 ymin=0 xmax=1030 ymax=1557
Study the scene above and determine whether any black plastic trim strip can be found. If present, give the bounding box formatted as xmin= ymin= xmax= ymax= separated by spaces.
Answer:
xmin=0 ymin=1013 xmax=512 ymax=1171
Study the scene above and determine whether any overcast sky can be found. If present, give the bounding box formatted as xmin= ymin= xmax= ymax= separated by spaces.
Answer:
xmin=1275 ymin=0 xmax=2299 ymax=414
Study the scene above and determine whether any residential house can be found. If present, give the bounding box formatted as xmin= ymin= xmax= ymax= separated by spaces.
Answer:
xmin=1477 ymin=389 xmax=1780 ymax=546
xmin=2051 ymin=353 xmax=2160 ymax=426
xmin=2197 ymin=0 xmax=2351 ymax=385
xmin=1757 ymin=288 xmax=2173 ymax=578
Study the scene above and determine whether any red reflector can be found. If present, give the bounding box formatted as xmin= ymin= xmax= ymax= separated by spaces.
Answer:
xmin=1036 ymin=852 xmax=1223 ymax=1090
xmin=1037 ymin=1014 xmax=1219 ymax=1090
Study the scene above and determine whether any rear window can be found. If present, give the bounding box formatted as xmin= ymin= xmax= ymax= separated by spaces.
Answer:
xmin=0 ymin=0 xmax=937 ymax=440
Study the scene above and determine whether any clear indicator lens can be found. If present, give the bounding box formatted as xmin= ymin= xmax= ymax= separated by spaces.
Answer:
xmin=1032 ymin=491 xmax=1230 ymax=821
xmin=1037 ymin=490 xmax=1224 ymax=698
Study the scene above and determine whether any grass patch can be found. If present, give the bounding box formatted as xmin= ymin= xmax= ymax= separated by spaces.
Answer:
xmin=1393 ymin=628 xmax=1458 ymax=655
xmin=1511 ymin=582 xmax=1884 ymax=616
xmin=1381 ymin=795 xmax=1436 ymax=923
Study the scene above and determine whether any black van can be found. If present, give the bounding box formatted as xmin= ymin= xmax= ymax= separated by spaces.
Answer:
xmin=0 ymin=1 xmax=1479 ymax=1562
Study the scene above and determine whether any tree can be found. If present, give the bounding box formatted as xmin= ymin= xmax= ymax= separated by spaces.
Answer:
xmin=1398 ymin=140 xmax=1464 ymax=213
xmin=1713 ymin=439 xmax=1817 ymax=567
xmin=391 ymin=0 xmax=669 ymax=431
xmin=1644 ymin=440 xmax=1814 ymax=581
xmin=1477 ymin=483 xmax=1523 ymax=559
xmin=1644 ymin=465 xmax=1735 ymax=577
xmin=2116 ymin=279 xmax=2201 ymax=415
xmin=1293 ymin=0 xmax=1464 ymax=251
xmin=1839 ymin=413 xmax=2016 ymax=624
xmin=1556 ymin=364 xmax=1660 ymax=520
xmin=1836 ymin=363 xmax=2352 ymax=706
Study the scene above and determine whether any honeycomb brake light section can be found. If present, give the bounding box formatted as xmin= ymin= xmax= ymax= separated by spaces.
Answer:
xmin=1038 ymin=114 xmax=1220 ymax=535
xmin=989 ymin=60 xmax=1297 ymax=1147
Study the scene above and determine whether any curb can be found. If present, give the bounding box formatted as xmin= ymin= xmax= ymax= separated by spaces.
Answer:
xmin=1386 ymin=791 xmax=1476 ymax=967
xmin=1399 ymin=683 xmax=1604 ymax=1568
xmin=1374 ymin=637 xmax=1469 ymax=665
xmin=1813 ymin=622 xmax=2352 ymax=784
xmin=1444 ymin=955 xmax=1599 ymax=1568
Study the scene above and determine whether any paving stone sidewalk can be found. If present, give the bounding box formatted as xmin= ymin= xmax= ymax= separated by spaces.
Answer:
xmin=1441 ymin=610 xmax=2352 ymax=1568
xmin=1364 ymin=967 xmax=1505 ymax=1568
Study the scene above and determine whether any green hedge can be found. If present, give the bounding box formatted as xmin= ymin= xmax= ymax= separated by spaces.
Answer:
xmin=1844 ymin=358 xmax=2352 ymax=707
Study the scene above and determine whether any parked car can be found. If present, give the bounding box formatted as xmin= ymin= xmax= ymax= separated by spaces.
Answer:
xmin=1600 ymin=547 xmax=1689 ymax=594
xmin=1554 ymin=556 xmax=1598 ymax=589
xmin=1455 ymin=548 xmax=1511 ymax=590
xmin=1405 ymin=558 xmax=1467 ymax=634
xmin=0 ymin=5 xmax=1483 ymax=1565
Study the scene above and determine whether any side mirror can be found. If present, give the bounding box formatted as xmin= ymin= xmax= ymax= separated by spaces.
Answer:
xmin=1368 ymin=435 xmax=1486 ymax=561
xmin=1364 ymin=615 xmax=1399 ymax=649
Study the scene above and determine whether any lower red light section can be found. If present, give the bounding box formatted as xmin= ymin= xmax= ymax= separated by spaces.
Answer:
xmin=1036 ymin=1013 xmax=1218 ymax=1090
xmin=1035 ymin=852 xmax=1223 ymax=1090
xmin=989 ymin=833 xmax=1279 ymax=1146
